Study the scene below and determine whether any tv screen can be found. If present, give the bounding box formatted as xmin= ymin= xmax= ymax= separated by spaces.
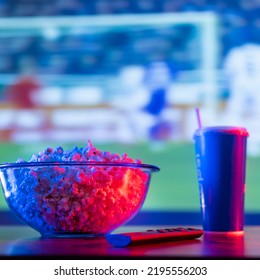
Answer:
xmin=0 ymin=6 xmax=260 ymax=225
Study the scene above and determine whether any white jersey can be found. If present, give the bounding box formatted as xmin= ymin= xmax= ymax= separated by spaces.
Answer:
xmin=224 ymin=43 xmax=260 ymax=84
xmin=224 ymin=43 xmax=260 ymax=156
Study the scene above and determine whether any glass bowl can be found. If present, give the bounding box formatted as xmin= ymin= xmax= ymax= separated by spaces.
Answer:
xmin=0 ymin=161 xmax=159 ymax=237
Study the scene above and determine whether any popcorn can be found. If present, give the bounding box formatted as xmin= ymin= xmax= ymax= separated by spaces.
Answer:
xmin=5 ymin=141 xmax=149 ymax=234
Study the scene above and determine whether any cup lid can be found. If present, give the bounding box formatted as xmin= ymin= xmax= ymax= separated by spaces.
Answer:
xmin=194 ymin=126 xmax=249 ymax=137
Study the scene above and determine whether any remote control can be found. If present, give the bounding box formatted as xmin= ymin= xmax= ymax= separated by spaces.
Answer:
xmin=106 ymin=227 xmax=203 ymax=247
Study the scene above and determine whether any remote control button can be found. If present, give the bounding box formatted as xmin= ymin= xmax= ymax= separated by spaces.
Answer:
xmin=156 ymin=229 xmax=168 ymax=233
xmin=173 ymin=228 xmax=186 ymax=231
xmin=146 ymin=230 xmax=156 ymax=232
xmin=165 ymin=228 xmax=176 ymax=232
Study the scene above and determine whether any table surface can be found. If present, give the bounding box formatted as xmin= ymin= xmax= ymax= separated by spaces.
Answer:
xmin=0 ymin=226 xmax=260 ymax=259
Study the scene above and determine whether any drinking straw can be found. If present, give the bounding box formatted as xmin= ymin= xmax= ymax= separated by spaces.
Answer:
xmin=195 ymin=107 xmax=202 ymax=129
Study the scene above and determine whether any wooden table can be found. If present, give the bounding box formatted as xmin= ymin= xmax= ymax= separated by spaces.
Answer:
xmin=0 ymin=226 xmax=259 ymax=259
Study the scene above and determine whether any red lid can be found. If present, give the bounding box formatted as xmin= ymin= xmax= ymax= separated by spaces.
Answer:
xmin=194 ymin=126 xmax=249 ymax=137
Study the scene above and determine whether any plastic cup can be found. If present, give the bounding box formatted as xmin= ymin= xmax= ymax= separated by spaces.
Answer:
xmin=194 ymin=126 xmax=249 ymax=233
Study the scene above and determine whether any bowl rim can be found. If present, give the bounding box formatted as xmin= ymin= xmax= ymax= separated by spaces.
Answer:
xmin=0 ymin=161 xmax=160 ymax=172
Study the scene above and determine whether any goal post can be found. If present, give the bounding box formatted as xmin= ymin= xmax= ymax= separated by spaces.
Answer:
xmin=0 ymin=12 xmax=219 ymax=98
xmin=0 ymin=13 xmax=220 ymax=141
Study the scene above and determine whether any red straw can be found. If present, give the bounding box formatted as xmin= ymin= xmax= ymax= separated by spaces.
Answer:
xmin=195 ymin=107 xmax=202 ymax=129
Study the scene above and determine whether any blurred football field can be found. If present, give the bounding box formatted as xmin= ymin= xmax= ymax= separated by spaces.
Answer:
xmin=0 ymin=141 xmax=260 ymax=213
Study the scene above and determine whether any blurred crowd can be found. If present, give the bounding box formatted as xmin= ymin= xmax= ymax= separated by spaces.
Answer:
xmin=0 ymin=0 xmax=260 ymax=75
